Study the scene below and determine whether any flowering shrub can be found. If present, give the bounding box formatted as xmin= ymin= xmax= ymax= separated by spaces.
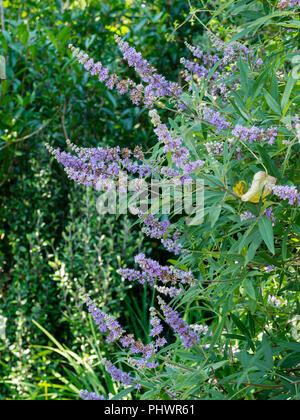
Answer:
xmin=48 ymin=1 xmax=299 ymax=400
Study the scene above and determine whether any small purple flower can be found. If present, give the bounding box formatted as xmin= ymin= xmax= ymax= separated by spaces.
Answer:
xmin=264 ymin=207 xmax=276 ymax=224
xmin=114 ymin=35 xmax=182 ymax=107
xmin=103 ymin=359 xmax=136 ymax=387
xmin=133 ymin=253 xmax=195 ymax=287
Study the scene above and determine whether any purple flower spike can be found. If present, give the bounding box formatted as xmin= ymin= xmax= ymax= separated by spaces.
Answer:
xmin=157 ymin=297 xmax=200 ymax=348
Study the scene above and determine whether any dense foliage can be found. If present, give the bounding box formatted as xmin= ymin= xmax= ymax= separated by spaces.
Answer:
xmin=0 ymin=0 xmax=194 ymax=399
xmin=1 ymin=0 xmax=299 ymax=401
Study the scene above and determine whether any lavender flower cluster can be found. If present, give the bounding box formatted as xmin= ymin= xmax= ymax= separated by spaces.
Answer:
xmin=84 ymin=295 xmax=125 ymax=343
xmin=182 ymin=42 xmax=226 ymax=95
xmin=67 ymin=41 xmax=208 ymax=193
xmin=148 ymin=306 xmax=167 ymax=352
xmin=190 ymin=324 xmax=210 ymax=335
xmin=208 ymin=33 xmax=263 ymax=69
xmin=240 ymin=211 xmax=256 ymax=221
xmin=267 ymin=295 xmax=287 ymax=307
xmin=82 ymin=288 xmax=199 ymax=377
xmin=264 ymin=207 xmax=277 ymax=224
xmin=204 ymin=124 xmax=277 ymax=161
xmin=180 ymin=56 xmax=221 ymax=89
xmin=69 ymin=44 xmax=142 ymax=104
xmin=199 ymin=116 xmax=277 ymax=162
xmin=103 ymin=359 xmax=136 ymax=387
xmin=114 ymin=35 xmax=182 ymax=108
xmin=270 ymin=184 xmax=300 ymax=206
xmin=204 ymin=141 xmax=225 ymax=156
xmin=265 ymin=265 xmax=275 ymax=273
xmin=70 ymin=35 xmax=182 ymax=109
xmin=202 ymin=106 xmax=230 ymax=133
xmin=182 ymin=36 xmax=262 ymax=97
xmin=154 ymin=285 xmax=183 ymax=298
xmin=83 ymin=294 xmax=158 ymax=369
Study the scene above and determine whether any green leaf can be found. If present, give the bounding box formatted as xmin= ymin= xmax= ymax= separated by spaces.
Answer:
xmin=58 ymin=27 xmax=71 ymax=46
xmin=231 ymin=25 xmax=260 ymax=42
xmin=243 ymin=278 xmax=256 ymax=300
xmin=270 ymin=71 xmax=279 ymax=104
xmin=210 ymin=204 xmax=222 ymax=228
xmin=245 ymin=235 xmax=262 ymax=265
xmin=247 ymin=11 xmax=293 ymax=28
xmin=46 ymin=29 xmax=58 ymax=50
xmin=261 ymin=337 xmax=274 ymax=369
xmin=250 ymin=68 xmax=269 ymax=100
xmin=232 ymin=91 xmax=249 ymax=120
xmin=263 ymin=89 xmax=282 ymax=115
xmin=17 ymin=23 xmax=29 ymax=45
xmin=258 ymin=216 xmax=275 ymax=254
xmin=239 ymin=227 xmax=259 ymax=254
xmin=106 ymin=91 xmax=117 ymax=108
